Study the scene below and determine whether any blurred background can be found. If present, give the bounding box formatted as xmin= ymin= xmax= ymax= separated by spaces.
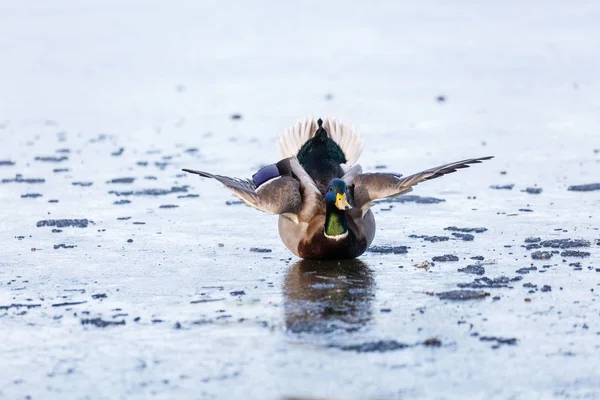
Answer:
xmin=1 ymin=1 xmax=599 ymax=399
xmin=2 ymin=1 xmax=598 ymax=155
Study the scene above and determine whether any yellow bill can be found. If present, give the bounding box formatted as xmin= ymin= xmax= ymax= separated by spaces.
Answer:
xmin=335 ymin=193 xmax=352 ymax=210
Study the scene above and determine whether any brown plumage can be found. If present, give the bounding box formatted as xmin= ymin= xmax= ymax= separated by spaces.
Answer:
xmin=183 ymin=117 xmax=493 ymax=260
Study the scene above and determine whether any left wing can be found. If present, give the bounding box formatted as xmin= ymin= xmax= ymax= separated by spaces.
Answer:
xmin=352 ymin=156 xmax=493 ymax=212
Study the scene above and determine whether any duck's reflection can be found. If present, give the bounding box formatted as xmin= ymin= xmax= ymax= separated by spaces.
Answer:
xmin=283 ymin=259 xmax=374 ymax=334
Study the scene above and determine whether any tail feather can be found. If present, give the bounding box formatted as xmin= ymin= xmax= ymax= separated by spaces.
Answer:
xmin=277 ymin=117 xmax=364 ymax=166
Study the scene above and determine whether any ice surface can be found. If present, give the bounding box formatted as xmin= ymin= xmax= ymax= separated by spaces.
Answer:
xmin=1 ymin=1 xmax=599 ymax=399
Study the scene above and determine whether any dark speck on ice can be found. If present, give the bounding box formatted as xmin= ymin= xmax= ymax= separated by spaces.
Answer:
xmin=154 ymin=161 xmax=170 ymax=170
xmin=52 ymin=301 xmax=87 ymax=307
xmin=89 ymin=134 xmax=108 ymax=143
xmin=560 ymin=250 xmax=591 ymax=257
xmin=0 ymin=303 xmax=41 ymax=311
xmin=525 ymin=237 xmax=541 ymax=243
xmin=409 ymin=235 xmax=449 ymax=243
xmin=516 ymin=266 xmax=537 ymax=274
xmin=423 ymin=338 xmax=442 ymax=347
xmin=568 ymin=183 xmax=600 ymax=192
xmin=72 ymin=181 xmax=93 ymax=187
xmin=81 ymin=318 xmax=125 ymax=328
xmin=250 ymin=247 xmax=272 ymax=253
xmin=107 ymin=177 xmax=135 ymax=184
xmin=522 ymin=187 xmax=543 ymax=194
xmin=379 ymin=195 xmax=445 ymax=204
xmin=332 ymin=340 xmax=411 ymax=353
xmin=54 ymin=244 xmax=77 ymax=249
xmin=35 ymin=156 xmax=68 ymax=162
xmin=37 ymin=219 xmax=92 ymax=228
xmin=1 ymin=175 xmax=45 ymax=184
xmin=190 ymin=298 xmax=224 ymax=304
xmin=368 ymin=245 xmax=409 ymax=254
xmin=159 ymin=204 xmax=179 ymax=209
xmin=457 ymin=276 xmax=522 ymax=289
xmin=452 ymin=233 xmax=474 ymax=241
xmin=436 ymin=290 xmax=490 ymax=300
xmin=0 ymin=160 xmax=15 ymax=166
xmin=432 ymin=254 xmax=459 ymax=262
xmin=490 ymin=184 xmax=514 ymax=190
xmin=480 ymin=336 xmax=517 ymax=346
xmin=21 ymin=193 xmax=42 ymax=198
xmin=445 ymin=227 xmax=488 ymax=233
xmin=114 ymin=199 xmax=131 ymax=205
xmin=458 ymin=264 xmax=486 ymax=275
xmin=540 ymin=239 xmax=590 ymax=249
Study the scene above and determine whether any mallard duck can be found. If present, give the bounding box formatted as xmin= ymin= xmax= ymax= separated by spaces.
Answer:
xmin=183 ymin=118 xmax=492 ymax=260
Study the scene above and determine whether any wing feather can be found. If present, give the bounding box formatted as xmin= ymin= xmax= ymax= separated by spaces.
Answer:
xmin=182 ymin=168 xmax=303 ymax=216
xmin=352 ymin=156 xmax=493 ymax=211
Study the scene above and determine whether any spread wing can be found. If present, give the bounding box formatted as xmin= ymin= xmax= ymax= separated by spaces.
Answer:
xmin=182 ymin=157 xmax=318 ymax=218
xmin=352 ymin=156 xmax=493 ymax=212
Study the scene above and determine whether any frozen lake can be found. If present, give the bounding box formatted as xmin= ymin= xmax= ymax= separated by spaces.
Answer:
xmin=1 ymin=1 xmax=599 ymax=399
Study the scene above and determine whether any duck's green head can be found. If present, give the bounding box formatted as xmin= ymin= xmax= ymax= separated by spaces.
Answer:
xmin=325 ymin=179 xmax=352 ymax=211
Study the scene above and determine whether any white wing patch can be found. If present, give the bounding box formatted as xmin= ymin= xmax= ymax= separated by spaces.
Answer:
xmin=255 ymin=175 xmax=282 ymax=192
xmin=277 ymin=117 xmax=364 ymax=166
